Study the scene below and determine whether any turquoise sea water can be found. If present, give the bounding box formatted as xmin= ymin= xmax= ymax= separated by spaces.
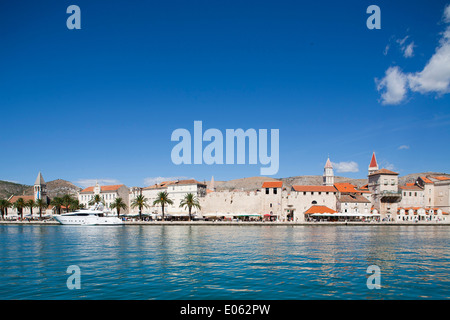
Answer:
xmin=0 ymin=225 xmax=448 ymax=300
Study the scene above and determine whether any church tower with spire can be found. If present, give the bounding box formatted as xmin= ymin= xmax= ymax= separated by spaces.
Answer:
xmin=323 ymin=157 xmax=334 ymax=186
xmin=368 ymin=152 xmax=379 ymax=176
xmin=34 ymin=171 xmax=48 ymax=202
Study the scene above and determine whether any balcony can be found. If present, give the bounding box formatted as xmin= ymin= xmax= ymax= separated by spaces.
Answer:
xmin=380 ymin=190 xmax=402 ymax=203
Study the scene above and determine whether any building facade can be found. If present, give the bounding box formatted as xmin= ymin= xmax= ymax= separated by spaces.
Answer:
xmin=79 ymin=182 xmax=129 ymax=214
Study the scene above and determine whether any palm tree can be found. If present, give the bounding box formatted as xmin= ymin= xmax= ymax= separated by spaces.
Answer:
xmin=70 ymin=199 xmax=82 ymax=211
xmin=0 ymin=199 xmax=12 ymax=220
xmin=153 ymin=191 xmax=173 ymax=221
xmin=61 ymin=194 xmax=75 ymax=213
xmin=25 ymin=199 xmax=35 ymax=218
xmin=110 ymin=197 xmax=128 ymax=218
xmin=89 ymin=194 xmax=105 ymax=206
xmin=13 ymin=197 xmax=26 ymax=219
xmin=131 ymin=194 xmax=149 ymax=220
xmin=35 ymin=198 xmax=48 ymax=219
xmin=179 ymin=193 xmax=201 ymax=221
xmin=50 ymin=197 xmax=64 ymax=215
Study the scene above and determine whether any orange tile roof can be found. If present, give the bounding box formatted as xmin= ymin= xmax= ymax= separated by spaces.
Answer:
xmin=369 ymin=168 xmax=398 ymax=176
xmin=81 ymin=184 xmax=125 ymax=193
xmin=292 ymin=185 xmax=337 ymax=192
xmin=143 ymin=179 xmax=206 ymax=190
xmin=420 ymin=176 xmax=433 ymax=184
xmin=399 ymin=185 xmax=423 ymax=191
xmin=334 ymin=183 xmax=358 ymax=193
xmin=170 ymin=179 xmax=206 ymax=186
xmin=305 ymin=205 xmax=337 ymax=214
xmin=339 ymin=194 xmax=371 ymax=203
xmin=433 ymin=176 xmax=450 ymax=181
xmin=100 ymin=184 xmax=124 ymax=191
xmin=262 ymin=181 xmax=283 ymax=188
xmin=8 ymin=195 xmax=35 ymax=203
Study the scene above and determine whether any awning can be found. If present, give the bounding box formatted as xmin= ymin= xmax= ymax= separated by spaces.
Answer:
xmin=311 ymin=213 xmax=380 ymax=217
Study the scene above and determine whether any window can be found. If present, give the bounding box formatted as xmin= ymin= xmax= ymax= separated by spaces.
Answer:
xmin=270 ymin=203 xmax=272 ymax=208
xmin=414 ymin=192 xmax=417 ymax=197
xmin=318 ymin=192 xmax=321 ymax=195
xmin=409 ymin=192 xmax=412 ymax=196
xmin=384 ymin=180 xmax=388 ymax=185
xmin=404 ymin=192 xmax=406 ymax=196
xmin=303 ymin=192 xmax=306 ymax=195
xmin=312 ymin=200 xmax=317 ymax=205
xmin=273 ymin=188 xmax=277 ymax=195
xmin=266 ymin=188 xmax=269 ymax=195
xmin=311 ymin=192 xmax=314 ymax=195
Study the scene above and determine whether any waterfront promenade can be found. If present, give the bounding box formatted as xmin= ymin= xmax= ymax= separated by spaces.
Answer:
xmin=0 ymin=220 xmax=449 ymax=226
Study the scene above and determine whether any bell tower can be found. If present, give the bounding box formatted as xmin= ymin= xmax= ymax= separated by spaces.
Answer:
xmin=34 ymin=171 xmax=47 ymax=202
xmin=323 ymin=157 xmax=334 ymax=186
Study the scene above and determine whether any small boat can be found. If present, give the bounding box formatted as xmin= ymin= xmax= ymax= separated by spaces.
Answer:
xmin=52 ymin=203 xmax=124 ymax=225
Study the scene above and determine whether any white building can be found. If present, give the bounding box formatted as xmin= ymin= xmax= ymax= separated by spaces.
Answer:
xmin=129 ymin=179 xmax=207 ymax=217
xmin=79 ymin=182 xmax=129 ymax=214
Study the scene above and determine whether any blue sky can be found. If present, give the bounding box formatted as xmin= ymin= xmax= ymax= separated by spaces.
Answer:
xmin=1 ymin=0 xmax=449 ymax=188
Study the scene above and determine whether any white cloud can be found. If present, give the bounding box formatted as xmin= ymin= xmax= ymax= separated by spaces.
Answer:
xmin=403 ymin=42 xmax=415 ymax=58
xmin=396 ymin=35 xmax=409 ymax=47
xmin=376 ymin=66 xmax=408 ymax=105
xmin=398 ymin=145 xmax=410 ymax=150
xmin=143 ymin=176 xmax=189 ymax=186
xmin=75 ymin=178 xmax=121 ymax=188
xmin=444 ymin=4 xmax=450 ymax=23
xmin=331 ymin=161 xmax=359 ymax=173
xmin=377 ymin=5 xmax=450 ymax=104
xmin=383 ymin=44 xmax=390 ymax=56
xmin=407 ymin=37 xmax=450 ymax=94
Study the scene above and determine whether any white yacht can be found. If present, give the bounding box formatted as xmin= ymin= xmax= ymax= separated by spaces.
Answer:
xmin=52 ymin=203 xmax=124 ymax=225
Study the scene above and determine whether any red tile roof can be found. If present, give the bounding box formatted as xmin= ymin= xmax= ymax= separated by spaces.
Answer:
xmin=292 ymin=185 xmax=337 ymax=192
xmin=262 ymin=181 xmax=283 ymax=188
xmin=305 ymin=205 xmax=337 ymax=214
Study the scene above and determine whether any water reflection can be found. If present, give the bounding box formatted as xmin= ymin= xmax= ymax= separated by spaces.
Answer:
xmin=0 ymin=225 xmax=448 ymax=299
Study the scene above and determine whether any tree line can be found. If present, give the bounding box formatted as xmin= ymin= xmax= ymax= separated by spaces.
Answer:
xmin=0 ymin=191 xmax=201 ymax=221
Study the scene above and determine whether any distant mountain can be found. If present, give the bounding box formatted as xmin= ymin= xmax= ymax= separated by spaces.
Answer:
xmin=0 ymin=179 xmax=81 ymax=200
xmin=0 ymin=180 xmax=30 ymax=200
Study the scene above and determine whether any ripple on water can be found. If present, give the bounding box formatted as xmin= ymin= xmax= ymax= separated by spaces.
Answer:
xmin=0 ymin=225 xmax=448 ymax=299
